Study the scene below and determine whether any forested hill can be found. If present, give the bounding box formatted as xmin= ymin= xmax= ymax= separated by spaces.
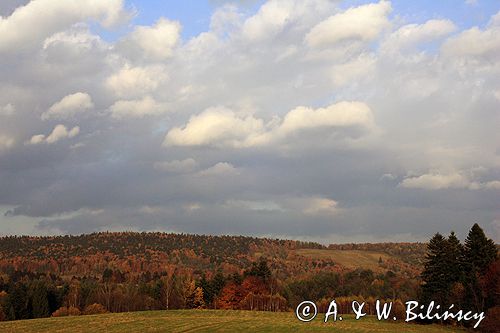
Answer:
xmin=0 ymin=232 xmax=324 ymax=259
xmin=0 ymin=232 xmax=431 ymax=320
xmin=0 ymin=232 xmax=424 ymax=279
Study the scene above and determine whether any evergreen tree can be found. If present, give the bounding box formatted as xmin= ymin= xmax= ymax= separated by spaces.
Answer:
xmin=445 ymin=232 xmax=464 ymax=283
xmin=199 ymin=274 xmax=213 ymax=306
xmin=245 ymin=258 xmax=271 ymax=281
xmin=211 ymin=271 xmax=225 ymax=300
xmin=421 ymin=233 xmax=449 ymax=305
xmin=30 ymin=280 xmax=50 ymax=318
xmin=462 ymin=223 xmax=498 ymax=311
xmin=7 ymin=282 xmax=30 ymax=320
xmin=463 ymin=223 xmax=497 ymax=274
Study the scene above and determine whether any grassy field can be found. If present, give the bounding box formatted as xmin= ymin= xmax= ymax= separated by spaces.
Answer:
xmin=295 ymin=249 xmax=392 ymax=272
xmin=0 ymin=310 xmax=466 ymax=333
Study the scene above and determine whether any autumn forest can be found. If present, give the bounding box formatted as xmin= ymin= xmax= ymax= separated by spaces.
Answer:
xmin=0 ymin=224 xmax=497 ymax=330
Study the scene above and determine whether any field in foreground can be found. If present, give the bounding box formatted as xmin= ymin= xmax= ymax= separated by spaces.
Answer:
xmin=0 ymin=310 xmax=466 ymax=333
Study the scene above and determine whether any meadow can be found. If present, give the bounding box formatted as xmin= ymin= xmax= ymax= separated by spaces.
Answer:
xmin=294 ymin=249 xmax=393 ymax=272
xmin=0 ymin=310 xmax=466 ymax=333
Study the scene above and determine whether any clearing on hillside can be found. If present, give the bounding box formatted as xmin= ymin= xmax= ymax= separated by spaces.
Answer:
xmin=295 ymin=249 xmax=393 ymax=272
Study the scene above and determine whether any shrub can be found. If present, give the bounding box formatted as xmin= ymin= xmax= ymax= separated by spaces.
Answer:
xmin=83 ymin=303 xmax=108 ymax=315
xmin=51 ymin=306 xmax=81 ymax=317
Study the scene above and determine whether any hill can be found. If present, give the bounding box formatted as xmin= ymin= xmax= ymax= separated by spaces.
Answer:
xmin=0 ymin=232 xmax=424 ymax=278
xmin=0 ymin=232 xmax=426 ymax=321
xmin=0 ymin=310 xmax=466 ymax=333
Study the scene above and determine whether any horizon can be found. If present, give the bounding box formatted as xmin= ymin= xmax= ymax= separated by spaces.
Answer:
xmin=1 ymin=0 xmax=499 ymax=244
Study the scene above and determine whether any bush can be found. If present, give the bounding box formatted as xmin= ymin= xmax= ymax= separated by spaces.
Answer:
xmin=68 ymin=306 xmax=81 ymax=316
xmin=51 ymin=306 xmax=81 ymax=317
xmin=83 ymin=303 xmax=108 ymax=315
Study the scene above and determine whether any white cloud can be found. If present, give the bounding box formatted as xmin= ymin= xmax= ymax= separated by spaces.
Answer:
xmin=400 ymin=172 xmax=500 ymax=190
xmin=275 ymin=101 xmax=375 ymax=137
xmin=28 ymin=124 xmax=79 ymax=145
xmin=302 ymin=197 xmax=339 ymax=215
xmin=153 ymin=158 xmax=198 ymax=173
xmin=305 ymin=1 xmax=391 ymax=48
xmin=441 ymin=17 xmax=500 ymax=59
xmin=109 ymin=96 xmax=165 ymax=118
xmin=197 ymin=162 xmax=239 ymax=176
xmin=400 ymin=172 xmax=470 ymax=190
xmin=106 ymin=64 xmax=167 ymax=98
xmin=164 ymin=102 xmax=375 ymax=148
xmin=0 ymin=103 xmax=15 ymax=116
xmin=0 ymin=135 xmax=14 ymax=151
xmin=484 ymin=180 xmax=500 ymax=189
xmin=0 ymin=0 xmax=128 ymax=53
xmin=241 ymin=0 xmax=335 ymax=42
xmin=163 ymin=107 xmax=265 ymax=147
xmin=42 ymin=92 xmax=93 ymax=120
xmin=119 ymin=18 xmax=180 ymax=60
xmin=381 ymin=19 xmax=456 ymax=53
xmin=242 ymin=0 xmax=293 ymax=41
xmin=331 ymin=54 xmax=376 ymax=87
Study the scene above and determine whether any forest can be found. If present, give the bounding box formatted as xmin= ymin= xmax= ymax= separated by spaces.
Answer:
xmin=0 ymin=224 xmax=497 ymax=331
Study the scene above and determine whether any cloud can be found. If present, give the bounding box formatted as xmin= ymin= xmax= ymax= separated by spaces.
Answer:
xmin=441 ymin=16 xmax=500 ymax=59
xmin=381 ymin=19 xmax=456 ymax=53
xmin=0 ymin=103 xmax=15 ymax=116
xmin=224 ymin=199 xmax=284 ymax=212
xmin=301 ymin=197 xmax=339 ymax=215
xmin=400 ymin=172 xmax=500 ymax=190
xmin=153 ymin=158 xmax=198 ymax=173
xmin=274 ymin=101 xmax=375 ymax=137
xmin=197 ymin=162 xmax=239 ymax=176
xmin=331 ymin=54 xmax=376 ymax=87
xmin=0 ymin=0 xmax=129 ymax=53
xmin=1 ymin=1 xmax=499 ymax=241
xmin=28 ymin=124 xmax=80 ymax=145
xmin=118 ymin=18 xmax=181 ymax=61
xmin=241 ymin=0 xmax=293 ymax=41
xmin=164 ymin=101 xmax=375 ymax=148
xmin=0 ymin=135 xmax=14 ymax=151
xmin=305 ymin=1 xmax=391 ymax=48
xmin=109 ymin=96 xmax=166 ymax=118
xmin=106 ymin=64 xmax=167 ymax=98
xmin=42 ymin=92 xmax=93 ymax=120
xmin=163 ymin=107 xmax=265 ymax=147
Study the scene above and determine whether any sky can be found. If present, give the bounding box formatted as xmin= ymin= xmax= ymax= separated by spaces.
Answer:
xmin=0 ymin=0 xmax=499 ymax=243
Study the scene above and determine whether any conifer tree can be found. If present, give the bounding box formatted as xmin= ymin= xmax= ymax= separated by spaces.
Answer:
xmin=463 ymin=223 xmax=497 ymax=274
xmin=462 ymin=223 xmax=498 ymax=311
xmin=445 ymin=232 xmax=464 ymax=283
xmin=31 ymin=280 xmax=49 ymax=318
xmin=421 ymin=233 xmax=449 ymax=305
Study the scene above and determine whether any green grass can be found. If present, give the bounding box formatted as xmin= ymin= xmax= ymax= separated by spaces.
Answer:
xmin=295 ymin=249 xmax=392 ymax=272
xmin=0 ymin=310 xmax=466 ymax=333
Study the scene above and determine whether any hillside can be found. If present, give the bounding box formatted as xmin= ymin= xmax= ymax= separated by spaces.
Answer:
xmin=0 ymin=232 xmax=425 ymax=321
xmin=0 ymin=310 xmax=466 ymax=333
xmin=0 ymin=232 xmax=424 ymax=278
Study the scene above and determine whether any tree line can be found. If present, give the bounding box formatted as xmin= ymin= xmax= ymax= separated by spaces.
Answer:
xmin=420 ymin=223 xmax=498 ymax=330
xmin=0 ymin=256 xmax=418 ymax=321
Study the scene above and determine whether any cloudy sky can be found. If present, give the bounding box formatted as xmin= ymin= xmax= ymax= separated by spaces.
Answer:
xmin=0 ymin=0 xmax=499 ymax=243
